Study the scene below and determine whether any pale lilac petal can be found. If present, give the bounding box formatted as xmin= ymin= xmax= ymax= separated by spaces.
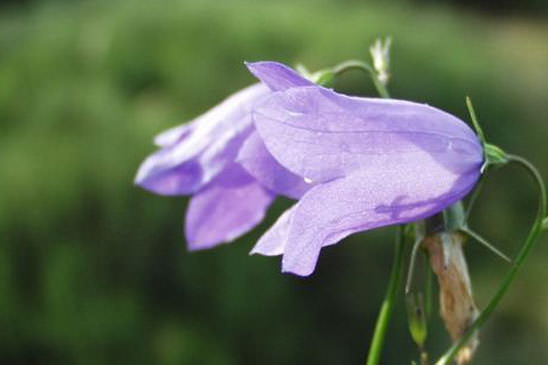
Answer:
xmin=154 ymin=123 xmax=193 ymax=147
xmin=237 ymin=131 xmax=311 ymax=199
xmin=134 ymin=153 xmax=204 ymax=196
xmin=253 ymin=86 xmax=483 ymax=183
xmin=245 ymin=61 xmax=313 ymax=91
xmin=135 ymin=84 xmax=269 ymax=195
xmin=185 ymin=164 xmax=274 ymax=251
xmin=250 ymin=206 xmax=296 ymax=256
xmin=280 ymin=153 xmax=481 ymax=276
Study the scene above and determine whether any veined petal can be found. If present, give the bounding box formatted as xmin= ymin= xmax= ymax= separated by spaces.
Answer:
xmin=237 ymin=131 xmax=311 ymax=199
xmin=135 ymin=84 xmax=269 ymax=195
xmin=245 ymin=61 xmax=313 ymax=91
xmin=253 ymin=86 xmax=483 ymax=183
xmin=279 ymin=153 xmax=481 ymax=276
xmin=185 ymin=164 xmax=275 ymax=251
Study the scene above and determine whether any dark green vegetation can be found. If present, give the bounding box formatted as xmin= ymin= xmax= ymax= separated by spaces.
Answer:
xmin=1 ymin=0 xmax=547 ymax=363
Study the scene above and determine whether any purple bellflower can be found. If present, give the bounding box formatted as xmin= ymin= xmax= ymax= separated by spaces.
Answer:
xmin=135 ymin=63 xmax=313 ymax=250
xmin=244 ymin=62 xmax=484 ymax=276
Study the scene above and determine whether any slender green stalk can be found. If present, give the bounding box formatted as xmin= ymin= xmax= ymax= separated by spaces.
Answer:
xmin=465 ymin=176 xmax=485 ymax=221
xmin=461 ymin=227 xmax=512 ymax=263
xmin=424 ymin=252 xmax=433 ymax=319
xmin=435 ymin=155 xmax=547 ymax=365
xmin=373 ymin=78 xmax=390 ymax=99
xmin=465 ymin=97 xmax=486 ymax=143
xmin=332 ymin=59 xmax=373 ymax=75
xmin=366 ymin=226 xmax=406 ymax=365
xmin=332 ymin=60 xmax=391 ymax=98
xmin=405 ymin=238 xmax=423 ymax=294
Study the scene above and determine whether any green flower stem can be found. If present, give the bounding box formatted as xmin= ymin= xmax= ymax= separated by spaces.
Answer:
xmin=465 ymin=97 xmax=486 ymax=143
xmin=465 ymin=175 xmax=485 ymax=221
xmin=366 ymin=225 xmax=406 ymax=365
xmin=332 ymin=60 xmax=391 ymax=98
xmin=435 ymin=154 xmax=547 ymax=365
xmin=461 ymin=227 xmax=512 ymax=263
xmin=424 ymin=252 xmax=433 ymax=319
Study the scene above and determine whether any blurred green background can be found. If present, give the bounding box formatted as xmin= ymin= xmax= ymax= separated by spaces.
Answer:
xmin=1 ymin=0 xmax=547 ymax=364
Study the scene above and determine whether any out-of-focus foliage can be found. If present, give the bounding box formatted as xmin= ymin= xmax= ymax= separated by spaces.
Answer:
xmin=0 ymin=0 xmax=547 ymax=364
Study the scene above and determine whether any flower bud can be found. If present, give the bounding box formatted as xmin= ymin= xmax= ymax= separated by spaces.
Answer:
xmin=369 ymin=37 xmax=391 ymax=86
xmin=406 ymin=292 xmax=428 ymax=348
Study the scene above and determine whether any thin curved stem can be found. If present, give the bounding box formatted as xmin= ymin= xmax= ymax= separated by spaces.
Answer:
xmin=465 ymin=97 xmax=486 ymax=143
xmin=461 ymin=227 xmax=512 ymax=263
xmin=332 ymin=59 xmax=373 ymax=75
xmin=405 ymin=238 xmax=423 ymax=294
xmin=465 ymin=175 xmax=485 ymax=221
xmin=424 ymin=252 xmax=433 ymax=319
xmin=436 ymin=154 xmax=546 ymax=365
xmin=332 ymin=60 xmax=391 ymax=98
xmin=366 ymin=225 xmax=406 ymax=365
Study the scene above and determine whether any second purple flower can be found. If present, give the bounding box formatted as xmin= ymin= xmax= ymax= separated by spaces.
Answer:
xmin=135 ymin=62 xmax=314 ymax=250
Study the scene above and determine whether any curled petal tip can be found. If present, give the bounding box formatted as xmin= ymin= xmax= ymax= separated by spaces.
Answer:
xmin=249 ymin=244 xmax=278 ymax=257
xmin=134 ymin=153 xmax=203 ymax=196
xmin=251 ymin=206 xmax=295 ymax=256
xmin=281 ymin=265 xmax=314 ymax=277
xmin=248 ymin=246 xmax=266 ymax=256
xmin=246 ymin=61 xmax=313 ymax=91
xmin=133 ymin=172 xmax=143 ymax=187
xmin=282 ymin=249 xmax=318 ymax=277
xmin=244 ymin=61 xmax=265 ymax=76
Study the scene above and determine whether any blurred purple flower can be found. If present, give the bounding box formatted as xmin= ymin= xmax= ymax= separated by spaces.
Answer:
xmin=247 ymin=70 xmax=484 ymax=276
xmin=135 ymin=62 xmax=313 ymax=250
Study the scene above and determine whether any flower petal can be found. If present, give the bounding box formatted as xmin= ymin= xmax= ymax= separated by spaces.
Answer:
xmin=135 ymin=84 xmax=268 ymax=195
xmin=279 ymin=154 xmax=481 ymax=276
xmin=185 ymin=163 xmax=275 ymax=251
xmin=245 ymin=61 xmax=313 ymax=91
xmin=253 ymin=86 xmax=483 ymax=183
xmin=250 ymin=205 xmax=296 ymax=256
xmin=154 ymin=123 xmax=193 ymax=147
xmin=237 ymin=131 xmax=311 ymax=199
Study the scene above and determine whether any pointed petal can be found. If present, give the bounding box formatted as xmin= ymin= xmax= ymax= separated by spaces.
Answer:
xmin=245 ymin=61 xmax=313 ymax=91
xmin=185 ymin=164 xmax=275 ymax=251
xmin=134 ymin=150 xmax=204 ymax=195
xmin=253 ymin=86 xmax=483 ymax=183
xmin=135 ymin=84 xmax=268 ymax=195
xmin=250 ymin=206 xmax=296 ymax=256
xmin=237 ymin=131 xmax=311 ymax=199
xmin=280 ymin=155 xmax=481 ymax=276
xmin=154 ymin=123 xmax=193 ymax=147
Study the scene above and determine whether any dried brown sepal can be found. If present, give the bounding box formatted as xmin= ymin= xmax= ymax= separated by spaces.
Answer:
xmin=423 ymin=232 xmax=479 ymax=365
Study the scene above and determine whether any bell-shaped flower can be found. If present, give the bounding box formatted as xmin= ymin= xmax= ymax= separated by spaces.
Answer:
xmin=247 ymin=67 xmax=484 ymax=276
xmin=135 ymin=62 xmax=313 ymax=250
